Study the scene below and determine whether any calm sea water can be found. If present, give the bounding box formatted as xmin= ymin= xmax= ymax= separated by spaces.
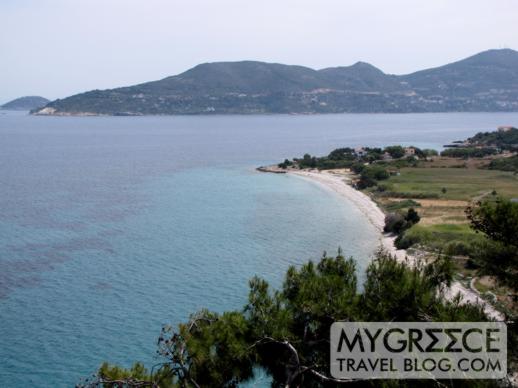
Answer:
xmin=1 ymin=111 xmax=518 ymax=387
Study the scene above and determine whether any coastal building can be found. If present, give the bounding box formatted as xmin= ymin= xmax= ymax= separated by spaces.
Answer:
xmin=497 ymin=125 xmax=516 ymax=132
xmin=404 ymin=147 xmax=416 ymax=157
xmin=354 ymin=147 xmax=367 ymax=158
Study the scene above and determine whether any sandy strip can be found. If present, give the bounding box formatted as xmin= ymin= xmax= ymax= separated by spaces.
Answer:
xmin=287 ymin=169 xmax=504 ymax=321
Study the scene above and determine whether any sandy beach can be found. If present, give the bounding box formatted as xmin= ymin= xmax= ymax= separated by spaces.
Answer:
xmin=285 ymin=168 xmax=504 ymax=321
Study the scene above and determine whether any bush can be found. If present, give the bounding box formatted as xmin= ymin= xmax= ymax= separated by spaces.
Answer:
xmin=441 ymin=147 xmax=498 ymax=158
xmin=396 ymin=224 xmax=485 ymax=252
xmin=385 ymin=199 xmax=421 ymax=211
xmin=444 ymin=240 xmax=472 ymax=256
xmin=350 ymin=162 xmax=365 ymax=174
xmin=384 ymin=213 xmax=407 ymax=234
xmin=362 ymin=165 xmax=390 ymax=180
xmin=488 ymin=155 xmax=518 ymax=172
xmin=395 ymin=226 xmax=431 ymax=249
xmin=394 ymin=233 xmax=412 ymax=249
xmin=406 ymin=208 xmax=420 ymax=224
xmin=384 ymin=145 xmax=405 ymax=159
xmin=378 ymin=191 xmax=440 ymax=199
xmin=384 ymin=208 xmax=420 ymax=235
xmin=376 ymin=183 xmax=393 ymax=192
xmin=277 ymin=159 xmax=293 ymax=169
xmin=422 ymin=149 xmax=439 ymax=157
xmin=356 ymin=175 xmax=376 ymax=189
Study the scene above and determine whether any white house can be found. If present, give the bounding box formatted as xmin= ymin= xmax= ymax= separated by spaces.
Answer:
xmin=354 ymin=147 xmax=367 ymax=158
xmin=404 ymin=147 xmax=416 ymax=157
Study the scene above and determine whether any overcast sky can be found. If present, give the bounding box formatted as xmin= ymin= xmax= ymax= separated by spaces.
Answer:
xmin=1 ymin=0 xmax=517 ymax=102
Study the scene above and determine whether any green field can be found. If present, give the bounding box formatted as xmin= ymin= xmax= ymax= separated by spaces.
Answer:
xmin=384 ymin=167 xmax=518 ymax=201
xmin=368 ymin=166 xmax=518 ymax=258
xmin=397 ymin=223 xmax=484 ymax=255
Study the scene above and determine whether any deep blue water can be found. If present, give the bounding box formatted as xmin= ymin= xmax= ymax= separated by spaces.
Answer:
xmin=1 ymin=111 xmax=518 ymax=387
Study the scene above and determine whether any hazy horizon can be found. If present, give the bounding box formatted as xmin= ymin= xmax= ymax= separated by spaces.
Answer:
xmin=1 ymin=0 xmax=517 ymax=103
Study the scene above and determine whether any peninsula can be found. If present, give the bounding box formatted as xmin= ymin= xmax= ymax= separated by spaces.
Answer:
xmin=259 ymin=126 xmax=518 ymax=320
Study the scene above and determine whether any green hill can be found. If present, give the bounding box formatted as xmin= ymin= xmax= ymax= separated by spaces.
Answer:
xmin=33 ymin=49 xmax=518 ymax=115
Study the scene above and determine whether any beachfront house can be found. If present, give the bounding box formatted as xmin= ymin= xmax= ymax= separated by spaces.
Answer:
xmin=354 ymin=147 xmax=367 ymax=158
xmin=404 ymin=147 xmax=416 ymax=157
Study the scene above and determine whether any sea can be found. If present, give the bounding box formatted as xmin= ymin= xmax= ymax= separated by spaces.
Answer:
xmin=1 ymin=111 xmax=517 ymax=387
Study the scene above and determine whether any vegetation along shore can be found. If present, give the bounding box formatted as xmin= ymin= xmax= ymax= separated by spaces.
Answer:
xmin=258 ymin=125 xmax=518 ymax=321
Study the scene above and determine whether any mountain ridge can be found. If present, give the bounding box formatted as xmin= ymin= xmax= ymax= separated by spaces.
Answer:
xmin=33 ymin=49 xmax=518 ymax=115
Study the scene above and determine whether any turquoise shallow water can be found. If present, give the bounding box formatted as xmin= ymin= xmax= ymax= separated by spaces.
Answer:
xmin=1 ymin=111 xmax=518 ymax=386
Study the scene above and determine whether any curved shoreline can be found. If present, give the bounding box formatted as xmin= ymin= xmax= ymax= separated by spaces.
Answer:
xmin=287 ymin=169 xmax=409 ymax=262
xmin=283 ymin=168 xmax=504 ymax=321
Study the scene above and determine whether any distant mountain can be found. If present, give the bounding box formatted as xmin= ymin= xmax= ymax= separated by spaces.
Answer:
xmin=2 ymin=96 xmax=50 ymax=111
xmin=318 ymin=62 xmax=405 ymax=92
xmin=33 ymin=49 xmax=518 ymax=116
xmin=401 ymin=49 xmax=518 ymax=109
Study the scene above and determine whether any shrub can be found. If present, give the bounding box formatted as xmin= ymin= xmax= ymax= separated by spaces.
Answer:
xmin=384 ymin=213 xmax=407 ymax=234
xmin=384 ymin=208 xmax=420 ymax=235
xmin=406 ymin=208 xmax=420 ymax=224
xmin=395 ymin=226 xmax=431 ymax=249
xmin=384 ymin=145 xmax=405 ymax=159
xmin=444 ymin=240 xmax=472 ymax=256
xmin=385 ymin=199 xmax=421 ymax=211
xmin=378 ymin=191 xmax=440 ymax=199
xmin=422 ymin=149 xmax=439 ymax=157
xmin=350 ymin=162 xmax=365 ymax=174
xmin=277 ymin=159 xmax=293 ymax=169
xmin=356 ymin=175 xmax=377 ymax=189
xmin=488 ymin=155 xmax=518 ymax=172
xmin=376 ymin=183 xmax=393 ymax=192
xmin=441 ymin=147 xmax=498 ymax=158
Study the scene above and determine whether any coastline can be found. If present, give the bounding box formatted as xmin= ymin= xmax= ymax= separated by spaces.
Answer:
xmin=264 ymin=167 xmax=504 ymax=321
xmin=287 ymin=169 xmax=410 ymax=262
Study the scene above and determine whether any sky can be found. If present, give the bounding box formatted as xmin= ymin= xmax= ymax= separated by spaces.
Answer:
xmin=1 ymin=0 xmax=517 ymax=103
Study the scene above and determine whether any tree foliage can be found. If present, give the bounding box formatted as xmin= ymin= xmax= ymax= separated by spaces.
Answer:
xmin=384 ymin=208 xmax=420 ymax=235
xmin=79 ymin=250 xmax=499 ymax=388
xmin=466 ymin=198 xmax=518 ymax=290
xmin=384 ymin=145 xmax=405 ymax=159
xmin=441 ymin=147 xmax=498 ymax=159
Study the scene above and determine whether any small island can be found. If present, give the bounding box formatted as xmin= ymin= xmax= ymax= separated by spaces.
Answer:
xmin=1 ymin=96 xmax=49 ymax=111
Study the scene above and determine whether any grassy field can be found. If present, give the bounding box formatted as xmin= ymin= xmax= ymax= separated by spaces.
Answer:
xmin=384 ymin=167 xmax=518 ymax=201
xmin=396 ymin=223 xmax=484 ymax=254
xmin=365 ymin=161 xmax=518 ymax=314
xmin=366 ymin=163 xmax=518 ymax=257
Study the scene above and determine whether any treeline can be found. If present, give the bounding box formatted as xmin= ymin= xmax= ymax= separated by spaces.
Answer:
xmin=468 ymin=127 xmax=518 ymax=150
xmin=440 ymin=127 xmax=518 ymax=159
xmin=488 ymin=155 xmax=518 ymax=172
xmin=440 ymin=147 xmax=498 ymax=158
xmin=278 ymin=145 xmax=437 ymax=170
